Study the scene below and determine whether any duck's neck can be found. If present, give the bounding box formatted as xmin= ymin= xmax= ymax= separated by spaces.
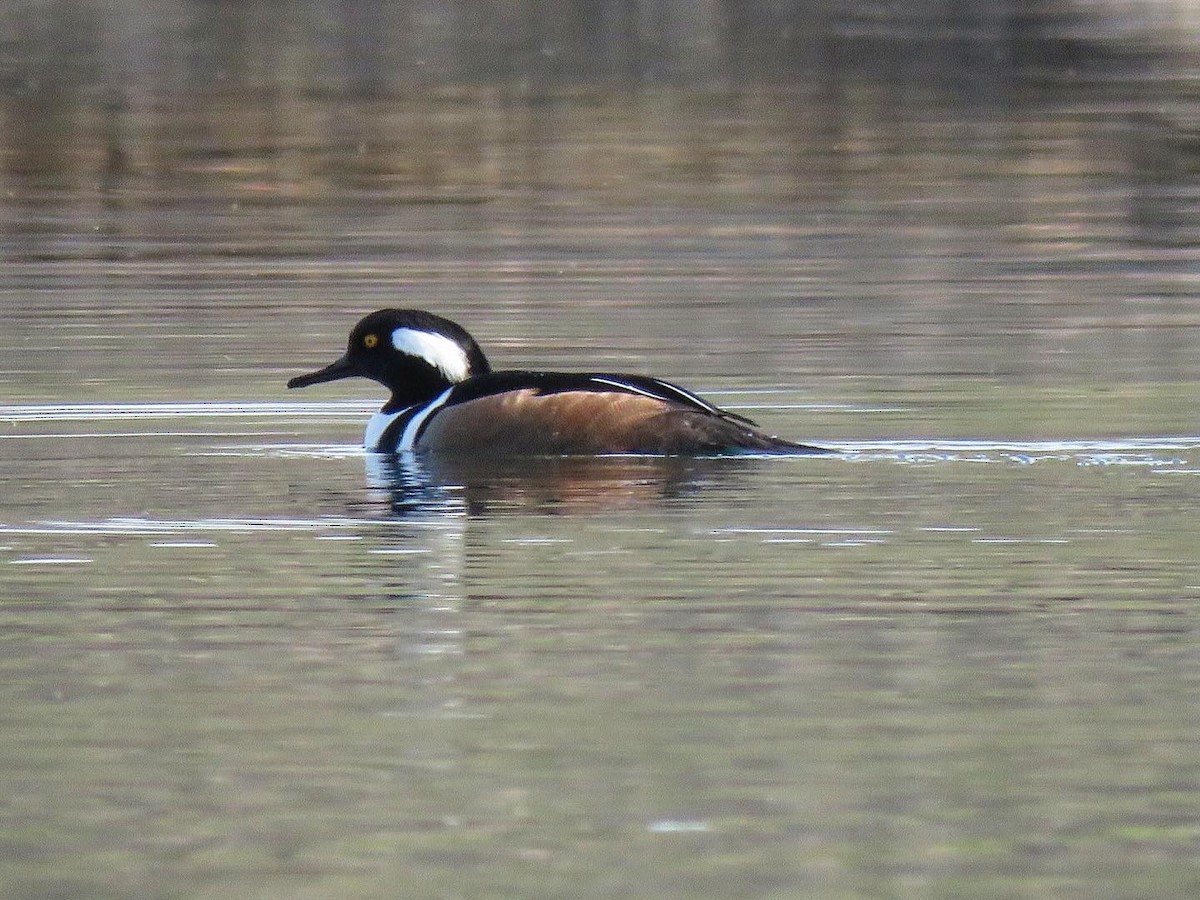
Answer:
xmin=380 ymin=375 xmax=455 ymax=414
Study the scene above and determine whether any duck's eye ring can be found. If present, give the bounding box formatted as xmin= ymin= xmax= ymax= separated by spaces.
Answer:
xmin=363 ymin=333 xmax=379 ymax=349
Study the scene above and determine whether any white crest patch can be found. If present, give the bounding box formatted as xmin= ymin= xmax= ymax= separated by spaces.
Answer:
xmin=392 ymin=327 xmax=471 ymax=382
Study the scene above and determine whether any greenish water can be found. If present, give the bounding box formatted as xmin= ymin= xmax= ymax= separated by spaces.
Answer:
xmin=3 ymin=4 xmax=1200 ymax=898
xmin=2 ymin=408 xmax=1197 ymax=899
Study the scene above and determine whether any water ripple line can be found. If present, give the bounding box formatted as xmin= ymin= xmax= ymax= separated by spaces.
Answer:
xmin=0 ymin=401 xmax=376 ymax=423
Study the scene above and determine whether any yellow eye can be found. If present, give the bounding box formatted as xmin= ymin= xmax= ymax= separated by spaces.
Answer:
xmin=363 ymin=333 xmax=379 ymax=349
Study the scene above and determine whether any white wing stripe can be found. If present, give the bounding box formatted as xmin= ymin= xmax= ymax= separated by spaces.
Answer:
xmin=588 ymin=376 xmax=661 ymax=400
xmin=588 ymin=376 xmax=722 ymax=415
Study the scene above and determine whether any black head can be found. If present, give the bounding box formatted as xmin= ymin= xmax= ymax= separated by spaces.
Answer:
xmin=287 ymin=309 xmax=491 ymax=410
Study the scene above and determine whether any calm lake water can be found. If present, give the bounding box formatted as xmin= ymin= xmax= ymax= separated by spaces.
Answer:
xmin=3 ymin=4 xmax=1200 ymax=899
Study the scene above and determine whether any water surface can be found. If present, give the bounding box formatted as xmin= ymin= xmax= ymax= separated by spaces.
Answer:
xmin=3 ymin=401 xmax=1198 ymax=898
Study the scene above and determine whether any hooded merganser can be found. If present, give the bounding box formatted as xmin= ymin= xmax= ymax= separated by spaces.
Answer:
xmin=287 ymin=309 xmax=829 ymax=456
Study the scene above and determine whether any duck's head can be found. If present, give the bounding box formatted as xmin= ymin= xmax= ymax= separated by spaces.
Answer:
xmin=288 ymin=309 xmax=491 ymax=410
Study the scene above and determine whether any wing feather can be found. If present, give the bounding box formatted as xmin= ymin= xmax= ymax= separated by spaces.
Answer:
xmin=414 ymin=389 xmax=810 ymax=455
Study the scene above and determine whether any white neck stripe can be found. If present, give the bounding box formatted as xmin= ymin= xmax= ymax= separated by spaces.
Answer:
xmin=392 ymin=328 xmax=471 ymax=382
xmin=364 ymin=407 xmax=407 ymax=452
xmin=398 ymin=387 xmax=454 ymax=452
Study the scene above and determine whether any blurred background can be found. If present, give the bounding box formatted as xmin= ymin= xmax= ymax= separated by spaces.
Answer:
xmin=2 ymin=0 xmax=1197 ymax=432
xmin=3 ymin=6 xmax=1200 ymax=900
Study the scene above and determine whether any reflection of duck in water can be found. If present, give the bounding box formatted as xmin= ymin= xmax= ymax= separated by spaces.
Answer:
xmin=288 ymin=309 xmax=829 ymax=456
xmin=365 ymin=451 xmax=762 ymax=516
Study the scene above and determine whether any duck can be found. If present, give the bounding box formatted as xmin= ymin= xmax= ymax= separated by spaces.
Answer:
xmin=287 ymin=308 xmax=829 ymax=456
